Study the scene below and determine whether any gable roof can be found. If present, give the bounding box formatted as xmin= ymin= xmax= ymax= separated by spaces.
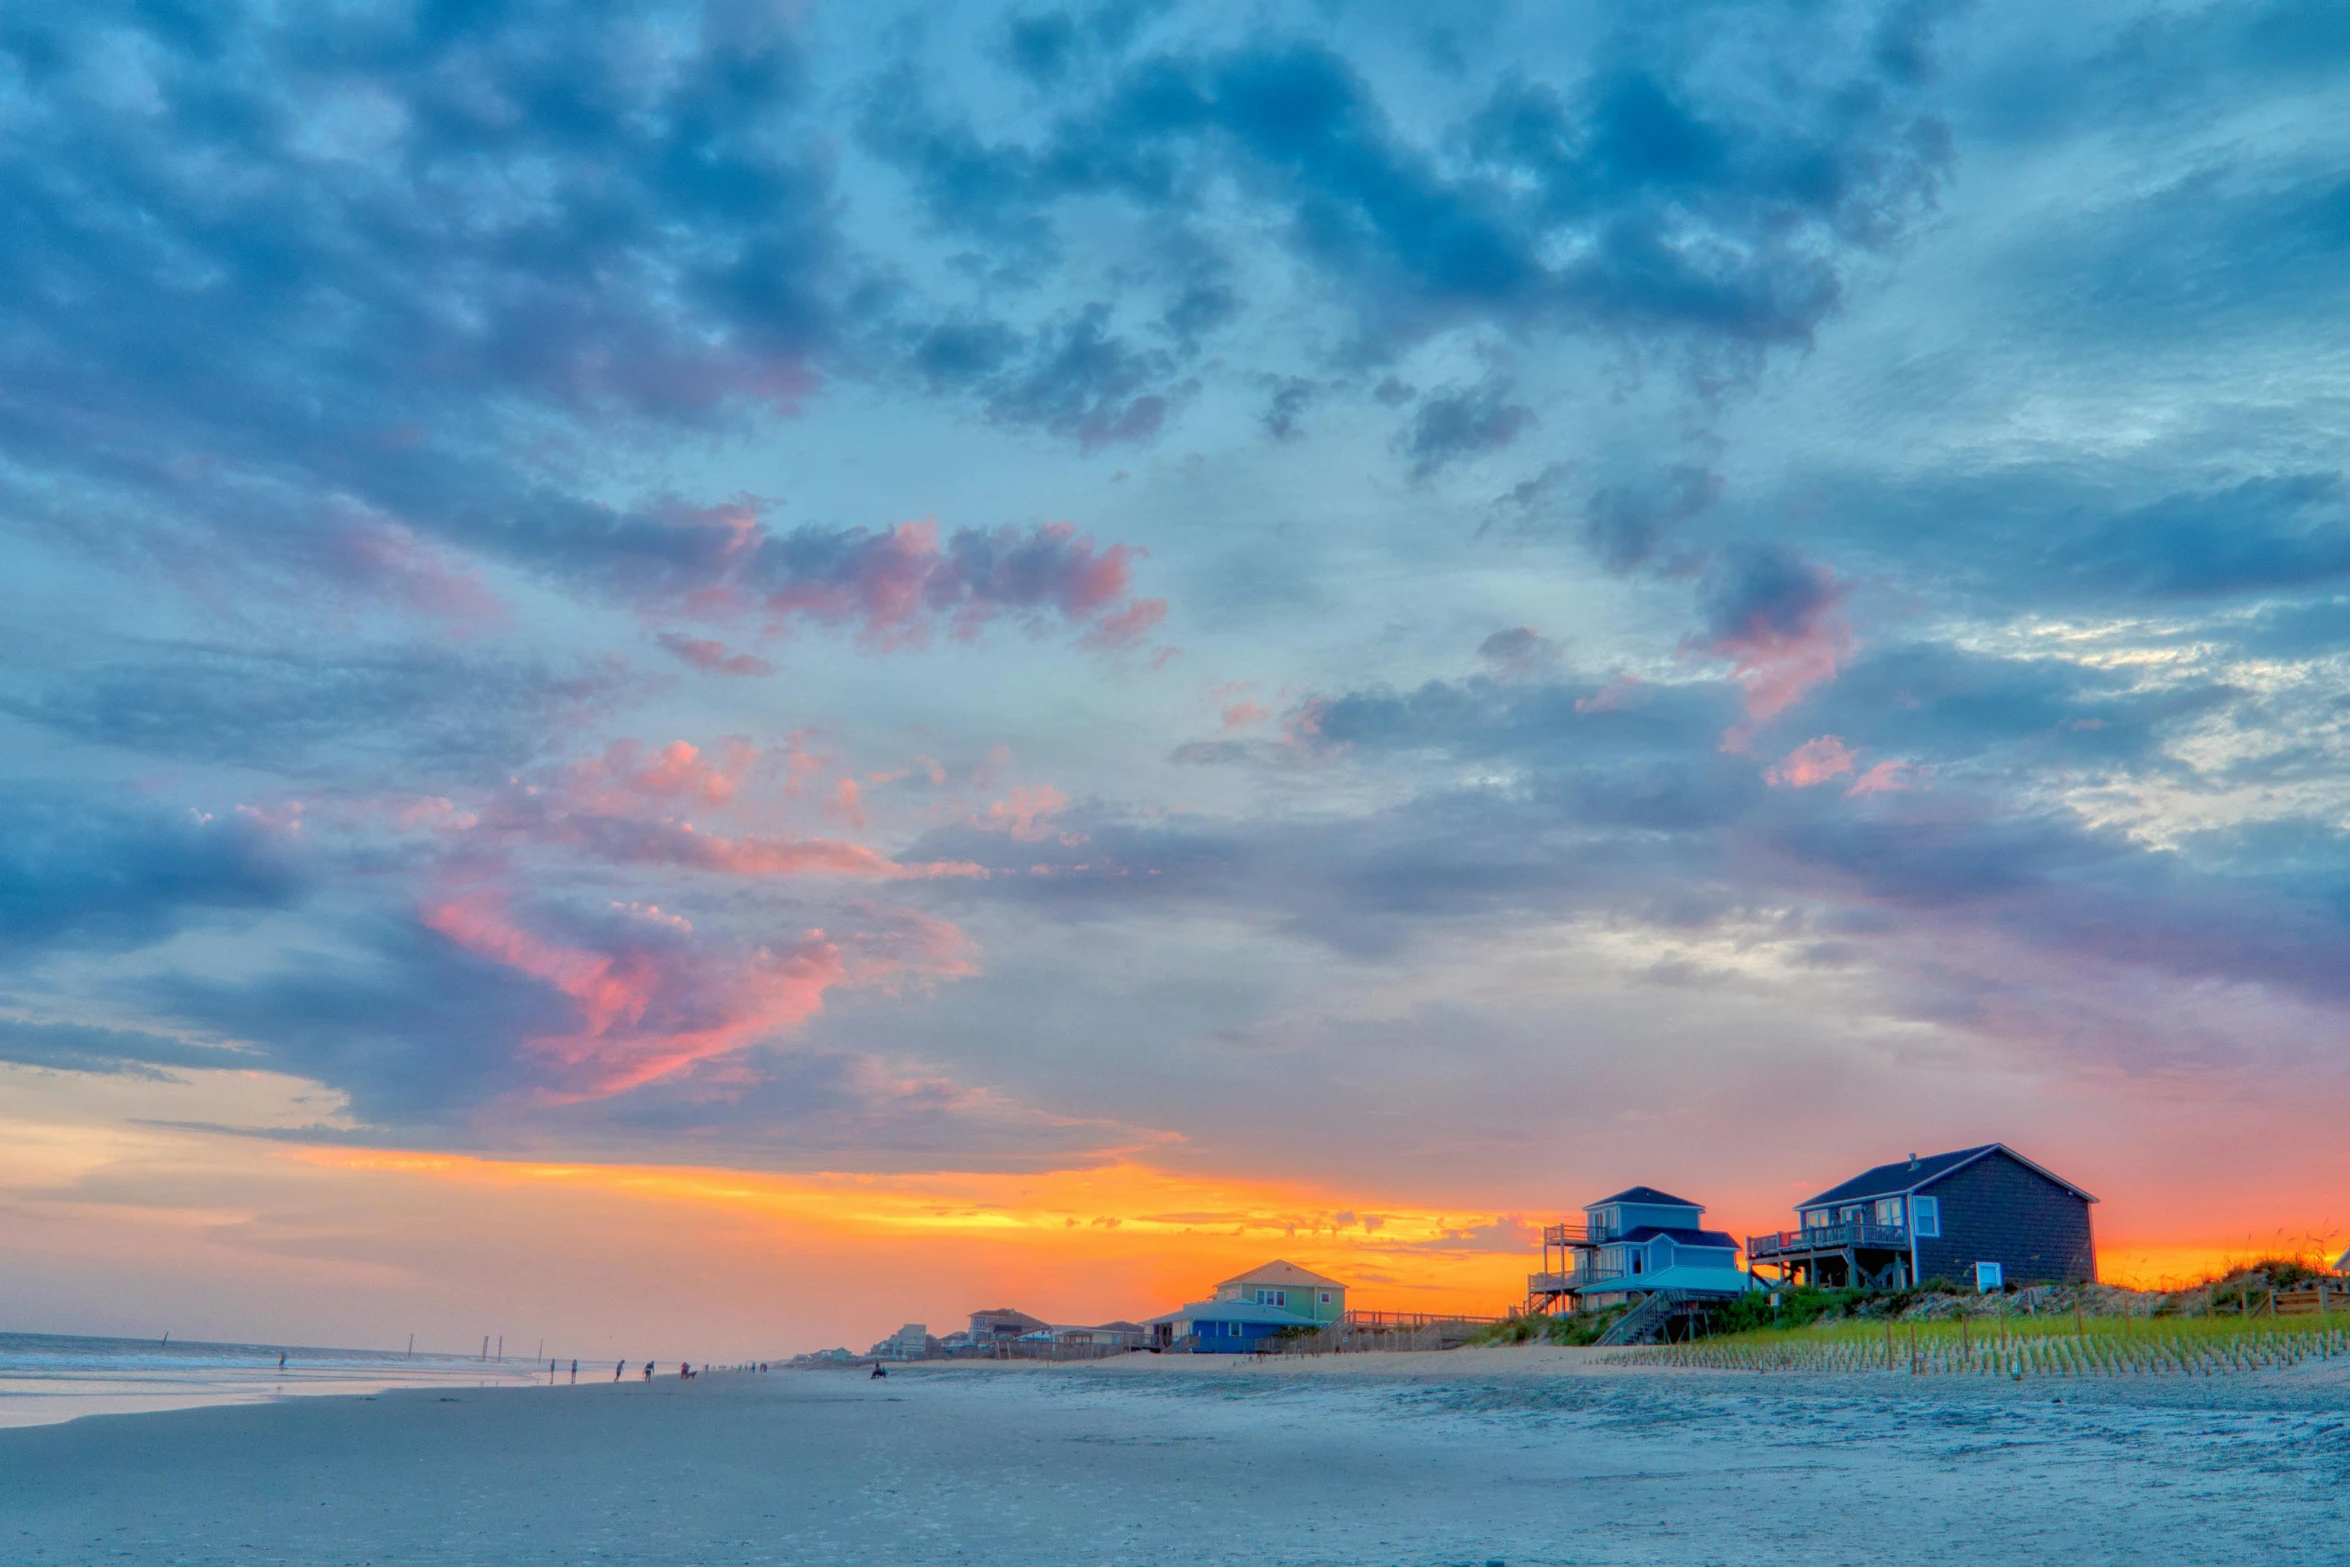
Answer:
xmin=1591 ymin=1185 xmax=1703 ymax=1208
xmin=1799 ymin=1144 xmax=2097 ymax=1208
xmin=1616 ymin=1225 xmax=1740 ymax=1250
xmin=1215 ymin=1259 xmax=1345 ymax=1290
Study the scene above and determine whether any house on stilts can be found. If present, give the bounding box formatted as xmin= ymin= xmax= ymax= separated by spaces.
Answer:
xmin=1745 ymin=1144 xmax=2097 ymax=1293
xmin=1526 ymin=1185 xmax=1753 ymax=1343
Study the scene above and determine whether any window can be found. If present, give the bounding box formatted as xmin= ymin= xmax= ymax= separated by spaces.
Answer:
xmin=1839 ymin=1205 xmax=1867 ymax=1223
xmin=1253 ymin=1289 xmax=1286 ymax=1306
xmin=1802 ymin=1209 xmax=1830 ymax=1230
xmin=1874 ymin=1197 xmax=1905 ymax=1226
xmin=1912 ymin=1196 xmax=1940 ymax=1238
xmin=1318 ymin=1292 xmax=1332 ymax=1305
xmin=1630 ymin=1253 xmax=1644 ymax=1275
xmin=1974 ymin=1261 xmax=2002 ymax=1293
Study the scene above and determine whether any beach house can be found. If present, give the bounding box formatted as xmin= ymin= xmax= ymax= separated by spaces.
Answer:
xmin=1211 ymin=1260 xmax=1346 ymax=1323
xmin=1527 ymin=1186 xmax=1751 ymax=1315
xmin=1745 ymin=1143 xmax=2097 ymax=1291
xmin=1143 ymin=1259 xmax=1348 ymax=1352
xmin=966 ymin=1307 xmax=1049 ymax=1351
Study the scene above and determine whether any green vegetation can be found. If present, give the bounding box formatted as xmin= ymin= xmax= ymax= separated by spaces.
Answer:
xmin=1469 ymin=1305 xmax=1629 ymax=1348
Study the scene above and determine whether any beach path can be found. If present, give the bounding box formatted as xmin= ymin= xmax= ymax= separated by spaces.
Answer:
xmin=1 ymin=1351 xmax=2343 ymax=1564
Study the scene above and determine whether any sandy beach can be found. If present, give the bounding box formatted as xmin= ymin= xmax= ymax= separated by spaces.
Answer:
xmin=4 ymin=1347 xmax=2343 ymax=1565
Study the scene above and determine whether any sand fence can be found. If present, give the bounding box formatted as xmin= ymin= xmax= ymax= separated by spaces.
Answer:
xmin=1628 ymin=1310 xmax=2350 ymax=1377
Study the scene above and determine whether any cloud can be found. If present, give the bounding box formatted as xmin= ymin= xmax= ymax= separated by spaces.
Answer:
xmin=738 ymin=517 xmax=1165 ymax=651
xmin=656 ymin=633 xmax=774 ymax=677
xmin=1583 ymin=465 xmax=1721 ymax=572
xmin=1765 ymin=736 xmax=1858 ymax=788
xmin=0 ymin=785 xmax=302 ymax=952
xmin=1688 ymin=545 xmax=1852 ymax=749
xmin=0 ymin=1017 xmax=255 ymax=1081
xmin=862 ymin=19 xmax=1954 ymax=399
xmin=1400 ymin=379 xmax=1535 ymax=478
xmin=0 ymin=644 xmax=626 ymax=774
xmin=419 ymin=892 xmax=850 ymax=1099
xmin=1476 ymin=627 xmax=1562 ymax=677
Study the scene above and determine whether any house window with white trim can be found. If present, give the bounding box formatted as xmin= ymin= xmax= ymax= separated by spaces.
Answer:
xmin=1912 ymin=1196 xmax=1940 ymax=1238
xmin=1874 ymin=1197 xmax=1905 ymax=1226
xmin=1254 ymin=1289 xmax=1287 ymax=1307
xmin=1318 ymin=1292 xmax=1332 ymax=1305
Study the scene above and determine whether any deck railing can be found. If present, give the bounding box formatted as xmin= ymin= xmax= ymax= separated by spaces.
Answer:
xmin=1747 ymin=1222 xmax=1908 ymax=1259
xmin=1542 ymin=1221 xmax=1594 ymax=1247
xmin=1527 ymin=1263 xmax=1638 ymax=1295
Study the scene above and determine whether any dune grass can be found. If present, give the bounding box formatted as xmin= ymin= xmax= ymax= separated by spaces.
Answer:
xmin=1636 ymin=1308 xmax=2350 ymax=1376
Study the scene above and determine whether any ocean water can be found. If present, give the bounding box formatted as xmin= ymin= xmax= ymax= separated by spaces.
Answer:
xmin=0 ymin=1332 xmax=557 ymax=1428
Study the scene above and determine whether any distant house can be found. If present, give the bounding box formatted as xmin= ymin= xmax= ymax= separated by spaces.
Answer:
xmin=967 ymin=1307 xmax=1049 ymax=1350
xmin=1747 ymin=1144 xmax=2097 ymax=1291
xmin=1144 ymin=1259 xmax=1347 ymax=1352
xmin=1211 ymin=1260 xmax=1346 ymax=1324
xmin=868 ymin=1323 xmax=931 ymax=1360
xmin=1529 ymin=1186 xmax=1751 ymax=1313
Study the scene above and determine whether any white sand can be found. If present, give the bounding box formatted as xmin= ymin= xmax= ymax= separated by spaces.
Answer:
xmin=3 ymin=1347 xmax=2344 ymax=1564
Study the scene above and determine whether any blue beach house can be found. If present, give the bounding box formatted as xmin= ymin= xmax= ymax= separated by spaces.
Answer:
xmin=1144 ymin=1259 xmax=1347 ymax=1352
xmin=1528 ymin=1186 xmax=1752 ymax=1314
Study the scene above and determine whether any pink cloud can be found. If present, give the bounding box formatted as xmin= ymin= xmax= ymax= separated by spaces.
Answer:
xmin=828 ymin=777 xmax=867 ymax=828
xmin=973 ymin=784 xmax=1078 ymax=844
xmin=1762 ymin=738 xmax=1926 ymax=797
xmin=421 ymin=892 xmax=979 ymax=1100
xmin=1688 ymin=550 xmax=1852 ymax=751
xmin=565 ymin=739 xmax=755 ymax=811
xmin=1220 ymin=700 xmax=1271 ymax=731
xmin=327 ymin=521 xmax=504 ymax=625
xmin=656 ymin=632 xmax=773 ymax=677
xmin=686 ymin=514 xmax=1166 ymax=653
xmin=1765 ymin=735 xmax=1858 ymax=789
xmin=1574 ymin=674 xmax=1646 ymax=714
xmin=422 ymin=893 xmax=838 ymax=1097
xmin=1846 ymin=759 xmax=1924 ymax=797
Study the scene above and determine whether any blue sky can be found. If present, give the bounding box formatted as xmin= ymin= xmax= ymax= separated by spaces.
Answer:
xmin=2 ymin=0 xmax=2347 ymax=1340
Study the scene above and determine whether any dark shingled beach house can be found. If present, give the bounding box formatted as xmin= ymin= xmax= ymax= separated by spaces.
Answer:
xmin=1747 ymin=1144 xmax=2097 ymax=1292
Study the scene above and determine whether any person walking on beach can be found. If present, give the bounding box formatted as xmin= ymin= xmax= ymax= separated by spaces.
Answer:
xmin=614 ymin=1359 xmax=625 ymax=1382
xmin=569 ymin=1359 xmax=577 ymax=1384
xmin=277 ymin=1352 xmax=286 ymax=1371
xmin=643 ymin=1360 xmax=653 ymax=1381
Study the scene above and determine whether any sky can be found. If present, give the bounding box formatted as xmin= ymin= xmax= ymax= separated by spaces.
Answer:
xmin=2 ymin=0 xmax=2347 ymax=1359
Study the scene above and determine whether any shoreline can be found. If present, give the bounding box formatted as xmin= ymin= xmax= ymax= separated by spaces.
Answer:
xmin=3 ymin=1343 xmax=2341 ymax=1565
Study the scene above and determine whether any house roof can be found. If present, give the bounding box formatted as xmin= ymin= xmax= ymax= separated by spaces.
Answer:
xmin=1591 ymin=1186 xmax=1703 ymax=1208
xmin=1215 ymin=1258 xmax=1346 ymax=1290
xmin=1799 ymin=1144 xmax=2098 ymax=1207
xmin=1616 ymin=1225 xmax=1740 ymax=1250
xmin=1143 ymin=1299 xmax=1324 ymax=1328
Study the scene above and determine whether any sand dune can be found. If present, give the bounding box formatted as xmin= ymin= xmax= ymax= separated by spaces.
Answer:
xmin=3 ymin=1351 xmax=2342 ymax=1564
